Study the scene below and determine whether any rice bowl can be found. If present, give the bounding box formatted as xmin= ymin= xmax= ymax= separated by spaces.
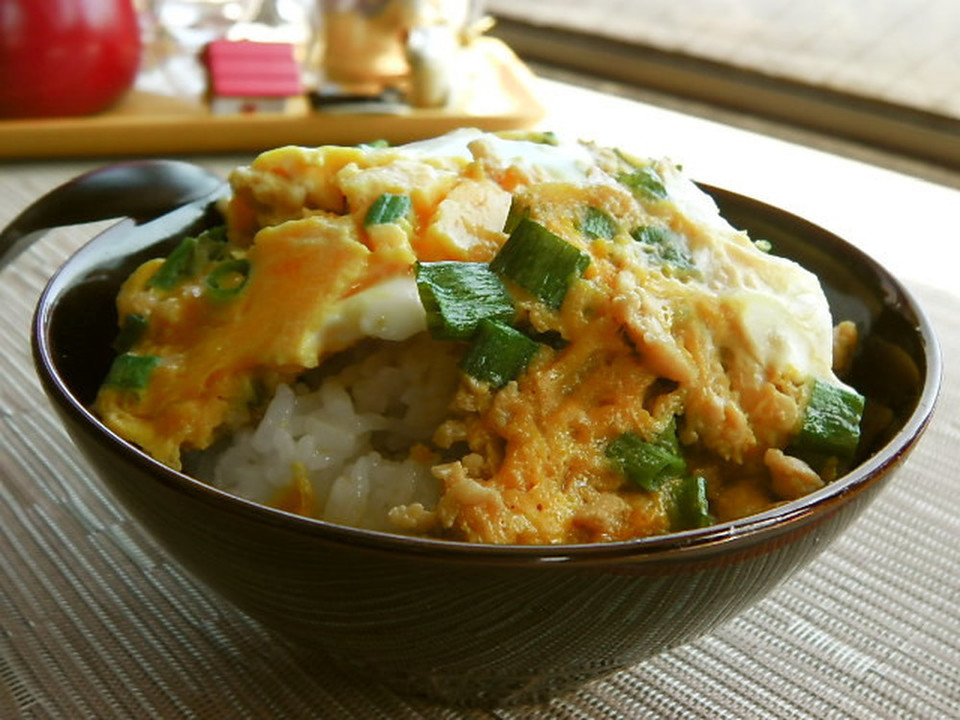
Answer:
xmin=28 ymin=147 xmax=939 ymax=703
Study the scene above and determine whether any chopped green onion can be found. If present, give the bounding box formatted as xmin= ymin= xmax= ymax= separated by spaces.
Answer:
xmin=112 ymin=314 xmax=148 ymax=353
xmin=793 ymin=379 xmax=864 ymax=460
xmin=415 ymin=262 xmax=515 ymax=340
xmin=147 ymin=226 xmax=229 ymax=291
xmin=606 ymin=429 xmax=685 ymax=491
xmin=498 ymin=130 xmax=559 ymax=145
xmin=630 ymin=225 xmax=695 ymax=273
xmin=618 ymin=166 xmax=668 ymax=201
xmin=198 ymin=225 xmax=227 ymax=245
xmin=502 ymin=196 xmax=530 ymax=235
xmin=490 ymin=218 xmax=590 ymax=309
xmin=521 ymin=130 xmax=558 ymax=146
xmin=103 ymin=353 xmax=160 ymax=391
xmin=194 ymin=226 xmax=229 ymax=263
xmin=365 ymin=193 xmax=411 ymax=226
xmin=148 ymin=236 xmax=195 ymax=290
xmin=205 ymin=259 xmax=251 ymax=301
xmin=460 ymin=319 xmax=541 ymax=388
xmin=580 ymin=206 xmax=617 ymax=239
xmin=663 ymin=475 xmax=712 ymax=531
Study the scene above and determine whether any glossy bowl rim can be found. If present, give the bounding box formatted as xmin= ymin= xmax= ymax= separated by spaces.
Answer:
xmin=31 ymin=185 xmax=943 ymax=566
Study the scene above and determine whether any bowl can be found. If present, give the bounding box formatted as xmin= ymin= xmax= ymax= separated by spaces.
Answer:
xmin=27 ymin=179 xmax=940 ymax=706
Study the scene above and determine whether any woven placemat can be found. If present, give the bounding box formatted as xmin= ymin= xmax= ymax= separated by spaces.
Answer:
xmin=1 ymin=219 xmax=957 ymax=719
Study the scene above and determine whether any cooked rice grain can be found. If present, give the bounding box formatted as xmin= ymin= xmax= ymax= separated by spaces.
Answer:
xmin=205 ymin=336 xmax=461 ymax=532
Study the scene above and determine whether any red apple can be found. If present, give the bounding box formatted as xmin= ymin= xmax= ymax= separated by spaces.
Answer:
xmin=0 ymin=0 xmax=141 ymax=118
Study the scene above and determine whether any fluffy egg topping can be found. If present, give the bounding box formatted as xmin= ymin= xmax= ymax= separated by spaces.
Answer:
xmin=95 ymin=129 xmax=863 ymax=544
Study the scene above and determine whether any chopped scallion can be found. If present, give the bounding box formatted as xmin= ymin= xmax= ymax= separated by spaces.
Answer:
xmin=606 ymin=429 xmax=686 ymax=491
xmin=365 ymin=193 xmax=411 ymax=226
xmin=205 ymin=259 xmax=251 ymax=301
xmin=663 ymin=475 xmax=712 ymax=531
xmin=415 ymin=262 xmax=515 ymax=340
xmin=503 ymin=196 xmax=530 ymax=235
xmin=103 ymin=353 xmax=160 ymax=391
xmin=198 ymin=225 xmax=227 ymax=245
xmin=148 ymin=236 xmax=195 ymax=290
xmin=617 ymin=166 xmax=668 ymax=201
xmin=581 ymin=206 xmax=617 ymax=239
xmin=527 ymin=130 xmax=559 ymax=145
xmin=460 ymin=319 xmax=541 ymax=388
xmin=490 ymin=218 xmax=590 ymax=309
xmin=497 ymin=130 xmax=559 ymax=145
xmin=194 ymin=226 xmax=229 ymax=264
xmin=630 ymin=225 xmax=695 ymax=273
xmin=793 ymin=379 xmax=865 ymax=460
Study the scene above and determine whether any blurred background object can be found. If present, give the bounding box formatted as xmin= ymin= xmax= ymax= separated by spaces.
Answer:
xmin=319 ymin=0 xmax=479 ymax=106
xmin=7 ymin=0 xmax=956 ymax=167
xmin=135 ymin=0 xmax=488 ymax=107
xmin=486 ymin=0 xmax=960 ymax=170
xmin=204 ymin=38 xmax=304 ymax=113
xmin=0 ymin=0 xmax=142 ymax=118
xmin=0 ymin=0 xmax=544 ymax=157
xmin=137 ymin=0 xmax=320 ymax=102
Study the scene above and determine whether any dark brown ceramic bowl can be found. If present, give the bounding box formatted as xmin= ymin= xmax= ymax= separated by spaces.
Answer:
xmin=27 ymin=179 xmax=939 ymax=706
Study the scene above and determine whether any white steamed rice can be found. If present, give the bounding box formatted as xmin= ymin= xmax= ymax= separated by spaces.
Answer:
xmin=195 ymin=335 xmax=462 ymax=532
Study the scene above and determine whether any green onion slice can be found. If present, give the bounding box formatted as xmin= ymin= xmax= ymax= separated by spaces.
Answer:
xmin=197 ymin=225 xmax=227 ymax=245
xmin=205 ymin=259 xmax=251 ymax=301
xmin=663 ymin=475 xmax=713 ymax=531
xmin=606 ymin=428 xmax=686 ymax=491
xmin=630 ymin=225 xmax=695 ymax=272
xmin=503 ymin=196 xmax=530 ymax=235
xmin=146 ymin=226 xmax=229 ymax=292
xmin=793 ymin=379 xmax=865 ymax=460
xmin=148 ymin=236 xmax=195 ymax=290
xmin=103 ymin=353 xmax=160 ymax=391
xmin=617 ymin=166 xmax=668 ymax=201
xmin=460 ymin=319 xmax=541 ymax=389
xmin=415 ymin=262 xmax=515 ymax=340
xmin=581 ymin=206 xmax=617 ymax=239
xmin=194 ymin=226 xmax=229 ymax=264
xmin=490 ymin=218 xmax=590 ymax=310
xmin=525 ymin=130 xmax=559 ymax=145
xmin=365 ymin=193 xmax=411 ymax=226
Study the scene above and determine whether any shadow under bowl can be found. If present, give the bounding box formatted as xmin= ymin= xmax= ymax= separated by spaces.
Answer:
xmin=31 ymin=186 xmax=940 ymax=706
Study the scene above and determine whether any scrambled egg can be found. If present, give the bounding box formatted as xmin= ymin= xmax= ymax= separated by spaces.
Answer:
xmin=95 ymin=129 xmax=860 ymax=544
